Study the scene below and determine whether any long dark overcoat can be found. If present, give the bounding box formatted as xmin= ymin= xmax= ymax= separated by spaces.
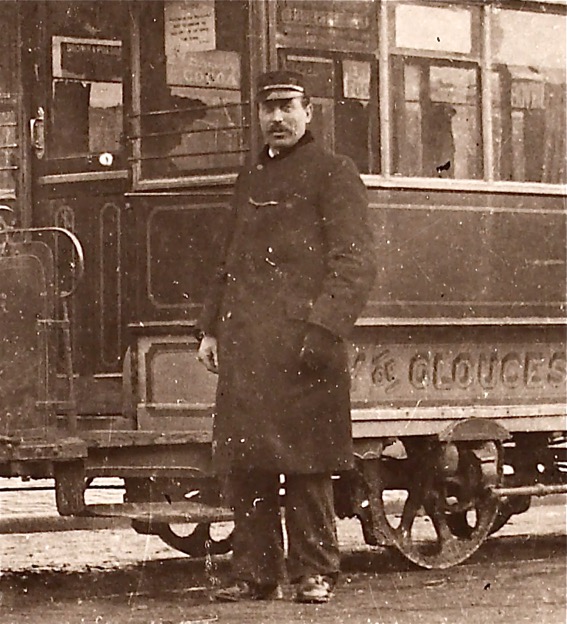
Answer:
xmin=198 ymin=132 xmax=376 ymax=474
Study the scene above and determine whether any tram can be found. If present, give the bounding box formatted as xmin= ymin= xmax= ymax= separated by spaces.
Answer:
xmin=0 ymin=0 xmax=565 ymax=569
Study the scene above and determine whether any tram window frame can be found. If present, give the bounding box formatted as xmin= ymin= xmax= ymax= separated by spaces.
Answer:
xmin=278 ymin=50 xmax=380 ymax=174
xmin=379 ymin=0 xmax=566 ymax=191
xmin=274 ymin=0 xmax=381 ymax=175
xmin=389 ymin=55 xmax=483 ymax=180
xmin=0 ymin=2 xmax=19 ymax=201
xmin=132 ymin=0 xmax=251 ymax=187
xmin=489 ymin=5 xmax=566 ymax=185
xmin=127 ymin=0 xmax=566 ymax=191
xmin=386 ymin=2 xmax=483 ymax=182
xmin=42 ymin=1 xmax=128 ymax=177
xmin=274 ymin=0 xmax=566 ymax=193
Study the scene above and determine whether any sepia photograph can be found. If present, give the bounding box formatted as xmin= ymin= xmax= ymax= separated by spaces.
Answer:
xmin=0 ymin=1 xmax=565 ymax=622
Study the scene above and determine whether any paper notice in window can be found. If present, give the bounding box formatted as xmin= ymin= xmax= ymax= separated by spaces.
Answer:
xmin=167 ymin=49 xmax=240 ymax=90
xmin=89 ymin=83 xmax=123 ymax=153
xmin=343 ymin=60 xmax=371 ymax=101
xmin=165 ymin=0 xmax=216 ymax=55
xmin=89 ymin=82 xmax=123 ymax=109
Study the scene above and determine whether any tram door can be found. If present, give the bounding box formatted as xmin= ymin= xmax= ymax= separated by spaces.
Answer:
xmin=22 ymin=1 xmax=130 ymax=418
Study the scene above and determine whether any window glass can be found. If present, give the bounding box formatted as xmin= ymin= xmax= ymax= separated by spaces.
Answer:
xmin=276 ymin=0 xmax=379 ymax=174
xmin=48 ymin=2 xmax=125 ymax=172
xmin=389 ymin=3 xmax=481 ymax=179
xmin=392 ymin=59 xmax=481 ymax=179
xmin=0 ymin=3 xmax=17 ymax=198
xmin=491 ymin=8 xmax=566 ymax=184
xmin=394 ymin=4 xmax=474 ymax=55
xmin=137 ymin=0 xmax=249 ymax=180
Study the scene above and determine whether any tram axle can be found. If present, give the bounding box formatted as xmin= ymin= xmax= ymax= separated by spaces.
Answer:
xmin=492 ymin=484 xmax=567 ymax=497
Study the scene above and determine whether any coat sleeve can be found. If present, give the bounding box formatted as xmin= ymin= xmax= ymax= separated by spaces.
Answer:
xmin=307 ymin=155 xmax=377 ymax=339
xmin=197 ymin=176 xmax=242 ymax=337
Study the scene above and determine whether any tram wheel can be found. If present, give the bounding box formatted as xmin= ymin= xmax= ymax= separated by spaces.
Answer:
xmin=488 ymin=495 xmax=532 ymax=535
xmin=125 ymin=477 xmax=233 ymax=557
xmin=447 ymin=494 xmax=531 ymax=538
xmin=153 ymin=522 xmax=233 ymax=557
xmin=359 ymin=439 xmax=503 ymax=569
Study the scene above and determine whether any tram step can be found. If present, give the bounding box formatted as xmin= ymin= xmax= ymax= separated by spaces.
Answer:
xmin=86 ymin=501 xmax=233 ymax=524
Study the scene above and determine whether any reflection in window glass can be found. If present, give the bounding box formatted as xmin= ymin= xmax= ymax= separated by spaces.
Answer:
xmin=389 ymin=3 xmax=481 ymax=180
xmin=48 ymin=2 xmax=124 ymax=167
xmin=0 ymin=4 xmax=17 ymax=197
xmin=392 ymin=60 xmax=481 ymax=179
xmin=491 ymin=9 xmax=566 ymax=184
xmin=138 ymin=0 xmax=249 ymax=179
xmin=276 ymin=0 xmax=379 ymax=174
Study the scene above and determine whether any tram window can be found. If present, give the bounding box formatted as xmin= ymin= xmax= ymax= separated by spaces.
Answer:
xmin=490 ymin=8 xmax=566 ymax=184
xmin=137 ymin=0 xmax=249 ymax=180
xmin=275 ymin=1 xmax=379 ymax=174
xmin=0 ymin=4 xmax=17 ymax=197
xmin=391 ymin=59 xmax=481 ymax=179
xmin=47 ymin=2 xmax=125 ymax=171
xmin=389 ymin=3 xmax=482 ymax=180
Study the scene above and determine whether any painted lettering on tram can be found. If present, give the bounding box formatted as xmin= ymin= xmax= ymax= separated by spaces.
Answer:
xmin=350 ymin=344 xmax=567 ymax=400
xmin=408 ymin=350 xmax=566 ymax=391
xmin=351 ymin=347 xmax=400 ymax=394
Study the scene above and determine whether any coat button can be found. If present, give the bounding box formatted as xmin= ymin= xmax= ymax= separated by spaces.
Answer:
xmin=256 ymin=164 xmax=263 ymax=170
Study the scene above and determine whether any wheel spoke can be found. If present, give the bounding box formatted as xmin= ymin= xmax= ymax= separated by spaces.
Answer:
xmin=398 ymin=487 xmax=423 ymax=538
xmin=357 ymin=439 xmax=503 ymax=569
xmin=156 ymin=522 xmax=233 ymax=557
xmin=429 ymin=503 xmax=457 ymax=546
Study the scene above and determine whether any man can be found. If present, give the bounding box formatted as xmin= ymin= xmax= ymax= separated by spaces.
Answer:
xmin=196 ymin=70 xmax=376 ymax=603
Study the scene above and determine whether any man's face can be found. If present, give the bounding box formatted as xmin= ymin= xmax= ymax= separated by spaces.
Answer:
xmin=258 ymin=96 xmax=312 ymax=149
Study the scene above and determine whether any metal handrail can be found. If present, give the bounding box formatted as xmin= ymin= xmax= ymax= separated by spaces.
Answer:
xmin=0 ymin=225 xmax=85 ymax=298
xmin=129 ymin=100 xmax=249 ymax=118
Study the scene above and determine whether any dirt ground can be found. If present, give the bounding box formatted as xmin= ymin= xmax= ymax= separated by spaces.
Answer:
xmin=1 ymin=495 xmax=565 ymax=624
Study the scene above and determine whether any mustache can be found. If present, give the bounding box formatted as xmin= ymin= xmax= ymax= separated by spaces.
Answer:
xmin=268 ymin=123 xmax=288 ymax=132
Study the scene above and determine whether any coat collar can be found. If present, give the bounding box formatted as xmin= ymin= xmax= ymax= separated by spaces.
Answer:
xmin=258 ymin=131 xmax=315 ymax=164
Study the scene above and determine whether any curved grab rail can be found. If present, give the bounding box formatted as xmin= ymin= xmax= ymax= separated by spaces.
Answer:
xmin=0 ymin=226 xmax=85 ymax=298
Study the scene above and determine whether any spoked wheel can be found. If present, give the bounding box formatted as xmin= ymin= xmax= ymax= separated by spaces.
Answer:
xmin=447 ymin=495 xmax=531 ymax=538
xmin=154 ymin=521 xmax=233 ymax=557
xmin=125 ymin=477 xmax=233 ymax=557
xmin=360 ymin=439 xmax=503 ymax=569
xmin=488 ymin=494 xmax=532 ymax=536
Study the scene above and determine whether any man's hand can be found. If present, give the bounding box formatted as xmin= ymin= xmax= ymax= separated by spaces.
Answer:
xmin=197 ymin=335 xmax=219 ymax=374
xmin=299 ymin=324 xmax=340 ymax=372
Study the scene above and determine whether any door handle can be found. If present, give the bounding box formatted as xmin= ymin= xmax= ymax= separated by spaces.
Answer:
xmin=30 ymin=106 xmax=45 ymax=159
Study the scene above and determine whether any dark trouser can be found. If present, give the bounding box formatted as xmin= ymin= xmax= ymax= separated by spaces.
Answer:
xmin=227 ymin=470 xmax=340 ymax=586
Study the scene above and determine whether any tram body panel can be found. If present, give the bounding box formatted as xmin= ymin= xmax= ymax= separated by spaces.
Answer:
xmin=0 ymin=243 xmax=56 ymax=437
xmin=363 ymin=187 xmax=566 ymax=322
xmin=123 ymin=187 xmax=566 ymax=437
xmin=350 ymin=325 xmax=566 ymax=439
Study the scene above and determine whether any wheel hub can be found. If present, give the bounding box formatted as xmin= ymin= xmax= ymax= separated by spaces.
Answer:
xmin=358 ymin=438 xmax=503 ymax=569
